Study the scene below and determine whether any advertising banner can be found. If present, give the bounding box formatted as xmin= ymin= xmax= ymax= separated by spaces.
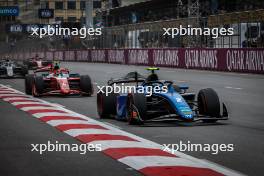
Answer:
xmin=6 ymin=48 xmax=264 ymax=74
xmin=38 ymin=9 xmax=54 ymax=19
xmin=108 ymin=50 xmax=125 ymax=64
xmin=91 ymin=50 xmax=106 ymax=62
xmin=54 ymin=51 xmax=64 ymax=61
xmin=0 ymin=6 xmax=19 ymax=16
xmin=76 ymin=50 xmax=89 ymax=61
xmin=64 ymin=51 xmax=75 ymax=61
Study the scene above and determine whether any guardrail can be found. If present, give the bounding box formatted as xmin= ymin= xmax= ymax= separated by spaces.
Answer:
xmin=1 ymin=48 xmax=264 ymax=74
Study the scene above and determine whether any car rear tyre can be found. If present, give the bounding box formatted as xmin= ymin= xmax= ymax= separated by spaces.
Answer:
xmin=127 ymin=93 xmax=146 ymax=125
xmin=80 ymin=75 xmax=93 ymax=96
xmin=198 ymin=88 xmax=220 ymax=123
xmin=21 ymin=66 xmax=29 ymax=76
xmin=32 ymin=76 xmax=44 ymax=97
xmin=25 ymin=74 xmax=34 ymax=95
xmin=97 ymin=89 xmax=117 ymax=119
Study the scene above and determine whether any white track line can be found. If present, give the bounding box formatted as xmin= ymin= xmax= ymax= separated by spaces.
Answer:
xmin=3 ymin=97 xmax=34 ymax=101
xmin=119 ymin=156 xmax=206 ymax=170
xmin=225 ymin=86 xmax=243 ymax=90
xmin=12 ymin=102 xmax=48 ymax=106
xmin=20 ymin=106 xmax=64 ymax=111
xmin=32 ymin=112 xmax=80 ymax=119
xmin=89 ymin=140 xmax=160 ymax=151
xmin=64 ymin=129 xmax=119 ymax=137
xmin=47 ymin=119 xmax=90 ymax=126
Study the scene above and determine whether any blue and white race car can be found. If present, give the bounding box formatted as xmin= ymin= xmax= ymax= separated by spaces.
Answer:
xmin=0 ymin=59 xmax=28 ymax=78
xmin=97 ymin=68 xmax=228 ymax=125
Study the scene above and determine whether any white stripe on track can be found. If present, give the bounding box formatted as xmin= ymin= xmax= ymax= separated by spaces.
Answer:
xmin=119 ymin=156 xmax=206 ymax=170
xmin=0 ymin=91 xmax=17 ymax=94
xmin=46 ymin=119 xmax=90 ymax=126
xmin=32 ymin=112 xmax=79 ymax=118
xmin=3 ymin=97 xmax=33 ymax=101
xmin=12 ymin=102 xmax=47 ymax=106
xmin=20 ymin=106 xmax=64 ymax=111
xmin=89 ymin=141 xmax=160 ymax=151
xmin=0 ymin=94 xmax=29 ymax=97
xmin=65 ymin=129 xmax=118 ymax=137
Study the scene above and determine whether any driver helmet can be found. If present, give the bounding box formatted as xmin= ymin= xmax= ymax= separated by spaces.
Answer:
xmin=147 ymin=73 xmax=159 ymax=82
xmin=54 ymin=62 xmax=60 ymax=70
xmin=35 ymin=54 xmax=39 ymax=59
xmin=146 ymin=67 xmax=159 ymax=81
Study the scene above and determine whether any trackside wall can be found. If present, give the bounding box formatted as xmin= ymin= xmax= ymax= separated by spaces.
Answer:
xmin=2 ymin=48 xmax=264 ymax=74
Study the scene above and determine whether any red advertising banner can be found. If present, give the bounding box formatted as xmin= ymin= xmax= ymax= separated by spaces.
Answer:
xmin=76 ymin=50 xmax=89 ymax=61
xmin=127 ymin=49 xmax=150 ymax=65
xmin=91 ymin=50 xmax=106 ymax=63
xmin=54 ymin=51 xmax=63 ymax=61
xmin=64 ymin=51 xmax=75 ymax=61
xmin=45 ymin=51 xmax=54 ymax=61
xmin=108 ymin=49 xmax=126 ymax=64
xmin=7 ymin=48 xmax=264 ymax=74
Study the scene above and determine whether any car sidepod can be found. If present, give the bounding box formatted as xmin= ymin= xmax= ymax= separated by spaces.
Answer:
xmin=154 ymin=89 xmax=194 ymax=121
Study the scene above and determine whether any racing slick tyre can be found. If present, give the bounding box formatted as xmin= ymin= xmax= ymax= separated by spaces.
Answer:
xmin=80 ymin=75 xmax=93 ymax=96
xmin=23 ymin=61 xmax=29 ymax=67
xmin=97 ymin=89 xmax=117 ymax=119
xmin=25 ymin=74 xmax=34 ymax=95
xmin=32 ymin=76 xmax=44 ymax=97
xmin=23 ymin=61 xmax=33 ymax=70
xmin=127 ymin=93 xmax=146 ymax=125
xmin=21 ymin=66 xmax=29 ymax=76
xmin=198 ymin=88 xmax=220 ymax=123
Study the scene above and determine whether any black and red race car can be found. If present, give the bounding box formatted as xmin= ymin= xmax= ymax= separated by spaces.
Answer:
xmin=23 ymin=55 xmax=52 ymax=70
xmin=25 ymin=64 xmax=93 ymax=97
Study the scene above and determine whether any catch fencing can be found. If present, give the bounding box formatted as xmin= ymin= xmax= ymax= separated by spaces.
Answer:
xmin=90 ymin=9 xmax=264 ymax=49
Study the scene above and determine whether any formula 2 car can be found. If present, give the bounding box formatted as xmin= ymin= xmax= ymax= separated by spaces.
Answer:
xmin=0 ymin=59 xmax=28 ymax=78
xmin=25 ymin=63 xmax=93 ymax=96
xmin=23 ymin=55 xmax=52 ymax=70
xmin=97 ymin=68 xmax=228 ymax=125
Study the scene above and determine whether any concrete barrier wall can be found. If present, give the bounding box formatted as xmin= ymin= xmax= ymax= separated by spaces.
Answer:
xmin=2 ymin=48 xmax=264 ymax=74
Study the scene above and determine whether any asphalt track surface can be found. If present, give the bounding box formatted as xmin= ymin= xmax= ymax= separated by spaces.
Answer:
xmin=0 ymin=62 xmax=264 ymax=176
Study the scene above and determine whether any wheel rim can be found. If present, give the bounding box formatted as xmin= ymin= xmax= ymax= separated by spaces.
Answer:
xmin=32 ymin=84 xmax=38 ymax=96
xmin=127 ymin=97 xmax=139 ymax=123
